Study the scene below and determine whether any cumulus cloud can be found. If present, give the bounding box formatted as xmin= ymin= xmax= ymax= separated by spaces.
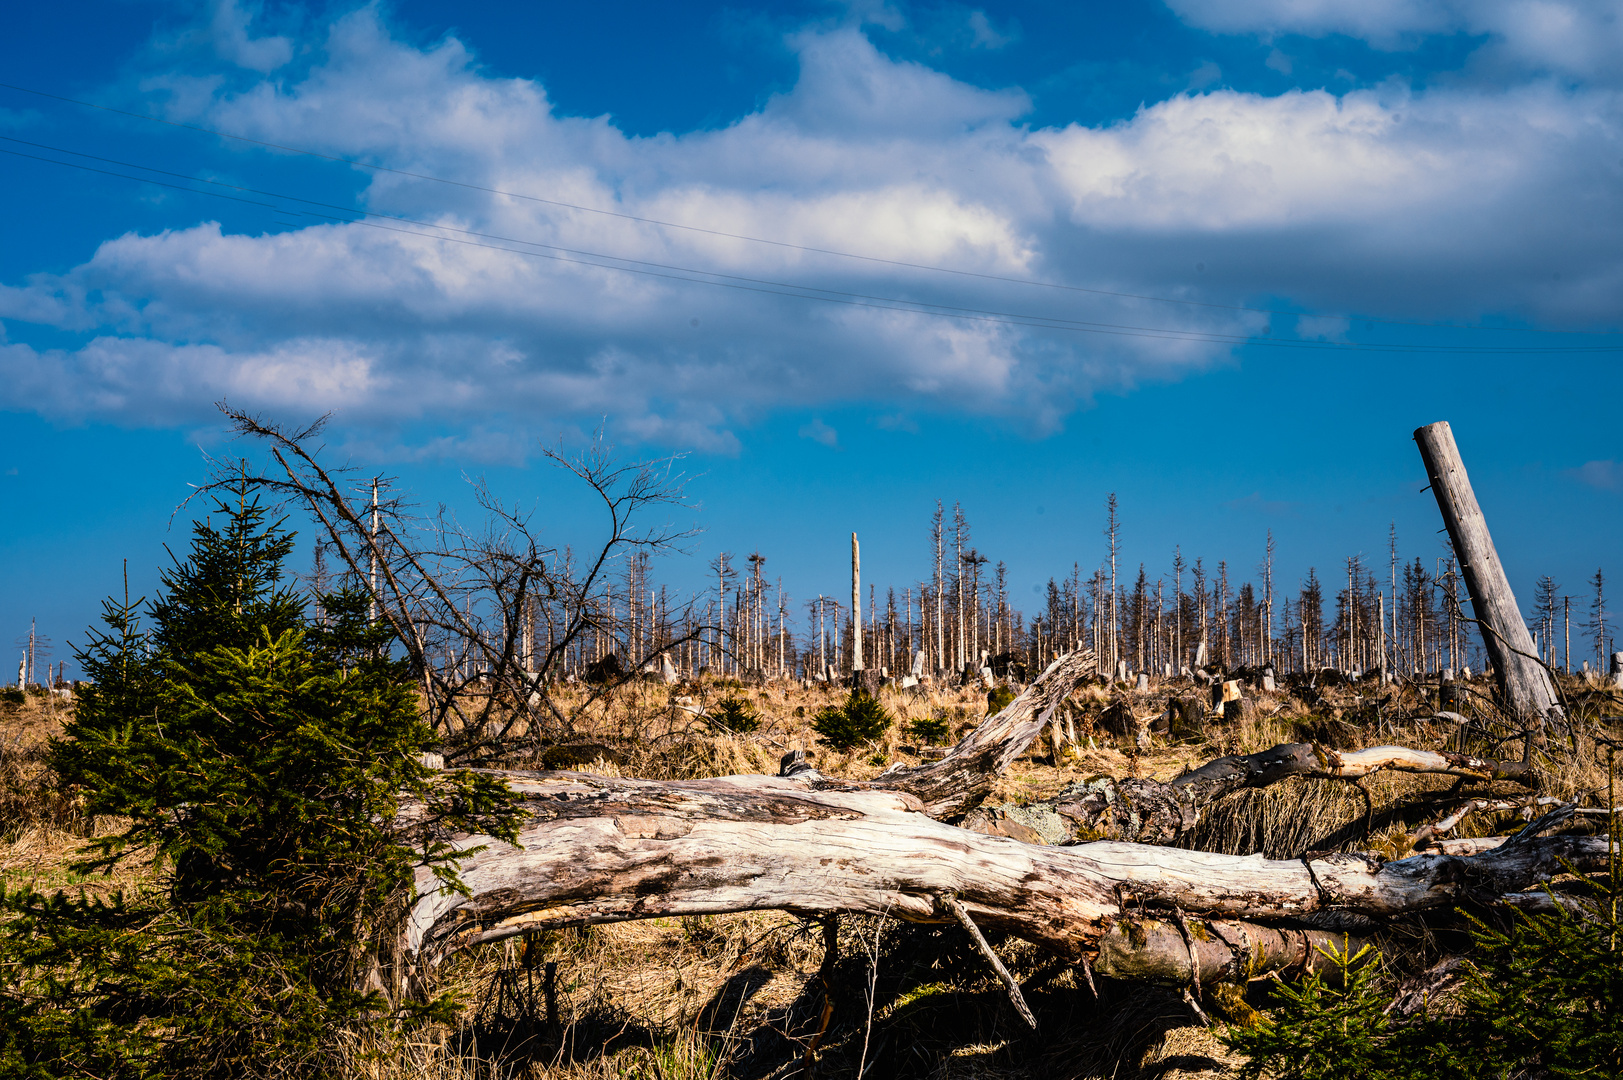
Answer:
xmin=1 ymin=2 xmax=1621 ymax=456
xmin=1167 ymin=0 xmax=1623 ymax=82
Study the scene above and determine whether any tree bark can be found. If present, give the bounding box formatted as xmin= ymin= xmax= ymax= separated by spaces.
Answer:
xmin=407 ymin=771 xmax=1604 ymax=977
xmin=965 ymin=740 xmax=1537 ymax=846
xmin=850 ymin=533 xmax=862 ymax=675
xmin=403 ymin=648 xmax=1580 ymax=996
xmin=880 ymin=649 xmax=1097 ymax=818
xmin=1414 ymin=421 xmax=1561 ymax=723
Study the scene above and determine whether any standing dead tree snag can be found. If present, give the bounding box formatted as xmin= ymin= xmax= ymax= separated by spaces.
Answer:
xmin=207 ymin=407 xmax=705 ymax=760
xmin=1414 ymin=421 xmax=1561 ymax=726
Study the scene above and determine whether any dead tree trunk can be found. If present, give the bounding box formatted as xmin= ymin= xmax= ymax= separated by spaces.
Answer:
xmin=881 ymin=649 xmax=1097 ymax=818
xmin=402 ymin=648 xmax=1589 ymax=996
xmin=407 ymin=771 xmax=1604 ymax=983
xmin=964 ymin=740 xmax=1539 ymax=846
xmin=1413 ymin=421 xmax=1561 ymax=724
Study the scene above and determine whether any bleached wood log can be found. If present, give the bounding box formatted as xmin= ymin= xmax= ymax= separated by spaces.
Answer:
xmin=988 ymin=741 xmax=1539 ymax=847
xmin=407 ymin=771 xmax=1606 ymax=973
xmin=1414 ymin=422 xmax=1561 ymax=723
xmin=881 ymin=649 xmax=1097 ymax=818
xmin=1094 ymin=917 xmax=1361 ymax=985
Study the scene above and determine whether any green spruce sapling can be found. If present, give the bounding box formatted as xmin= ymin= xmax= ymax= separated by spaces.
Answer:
xmin=1 ymin=487 xmax=522 ymax=1079
xmin=812 ymin=690 xmax=893 ymax=751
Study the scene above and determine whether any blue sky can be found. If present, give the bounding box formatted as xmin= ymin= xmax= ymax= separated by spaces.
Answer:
xmin=3 ymin=0 xmax=1622 ymax=675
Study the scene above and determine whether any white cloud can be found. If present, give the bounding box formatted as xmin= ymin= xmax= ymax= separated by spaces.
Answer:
xmin=799 ymin=418 xmax=839 ymax=447
xmin=155 ymin=0 xmax=294 ymax=73
xmin=1 ymin=4 xmax=1621 ymax=456
xmin=966 ymin=10 xmax=1017 ymax=50
xmin=1167 ymin=0 xmax=1623 ymax=82
xmin=1571 ymin=459 xmax=1623 ymax=492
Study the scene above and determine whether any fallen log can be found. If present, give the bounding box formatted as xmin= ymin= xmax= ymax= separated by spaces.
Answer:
xmin=403 ymin=650 xmax=1586 ymax=1008
xmin=1094 ymin=917 xmax=1362 ymax=986
xmin=407 ymin=772 xmax=1606 ymax=981
xmin=966 ymin=741 xmax=1538 ymax=846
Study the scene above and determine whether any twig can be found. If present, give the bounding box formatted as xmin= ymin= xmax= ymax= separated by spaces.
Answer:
xmin=855 ymin=915 xmax=884 ymax=1079
xmin=801 ymin=915 xmax=838 ymax=1078
xmin=1181 ymin=987 xmax=1211 ymax=1026
xmin=941 ymin=894 xmax=1037 ymax=1030
xmin=1078 ymin=956 xmax=1099 ymax=998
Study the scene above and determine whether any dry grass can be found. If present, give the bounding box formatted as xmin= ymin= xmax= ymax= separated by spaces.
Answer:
xmin=7 ymin=671 xmax=1620 ymax=1080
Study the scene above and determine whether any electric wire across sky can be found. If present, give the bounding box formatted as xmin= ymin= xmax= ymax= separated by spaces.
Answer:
xmin=3 ymin=81 xmax=1620 ymax=355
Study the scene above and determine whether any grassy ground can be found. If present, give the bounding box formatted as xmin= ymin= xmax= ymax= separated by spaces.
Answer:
xmin=4 ymin=672 xmax=1619 ymax=1080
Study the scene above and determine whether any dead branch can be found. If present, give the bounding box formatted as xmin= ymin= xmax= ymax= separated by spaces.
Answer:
xmin=405 ymin=770 xmax=1606 ymax=982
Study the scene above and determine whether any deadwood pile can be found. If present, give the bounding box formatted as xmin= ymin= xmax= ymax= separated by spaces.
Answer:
xmin=403 ymin=650 xmax=1606 ymax=1017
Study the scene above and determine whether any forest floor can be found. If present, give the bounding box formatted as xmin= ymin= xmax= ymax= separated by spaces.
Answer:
xmin=3 ymin=670 xmax=1619 ymax=1080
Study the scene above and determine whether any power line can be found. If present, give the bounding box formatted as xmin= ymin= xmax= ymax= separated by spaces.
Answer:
xmin=3 ymin=79 xmax=1614 ymax=339
xmin=4 ymin=139 xmax=1621 ymax=355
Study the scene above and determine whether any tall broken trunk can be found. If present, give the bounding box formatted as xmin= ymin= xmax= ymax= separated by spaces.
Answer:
xmin=851 ymin=532 xmax=863 ymax=677
xmin=1414 ymin=422 xmax=1561 ymax=724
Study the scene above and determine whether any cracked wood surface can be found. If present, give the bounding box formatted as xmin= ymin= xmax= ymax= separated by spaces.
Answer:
xmin=984 ymin=741 xmax=1538 ymax=846
xmin=408 ymin=771 xmax=1605 ymax=975
xmin=404 ymin=649 xmax=1585 ymax=989
xmin=879 ymin=649 xmax=1097 ymax=818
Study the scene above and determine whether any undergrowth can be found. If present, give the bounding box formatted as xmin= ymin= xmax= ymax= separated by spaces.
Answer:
xmin=6 ymin=619 xmax=1620 ymax=1078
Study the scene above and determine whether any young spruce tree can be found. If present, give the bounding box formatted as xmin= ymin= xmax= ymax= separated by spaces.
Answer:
xmin=0 ymin=488 xmax=522 ymax=1079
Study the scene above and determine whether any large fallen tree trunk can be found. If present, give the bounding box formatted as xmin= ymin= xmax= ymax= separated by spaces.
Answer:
xmin=408 ymin=771 xmax=1604 ymax=983
xmin=404 ymin=650 xmax=1587 ymax=1000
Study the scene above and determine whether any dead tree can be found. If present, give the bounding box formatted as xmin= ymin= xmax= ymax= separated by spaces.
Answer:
xmin=407 ymin=760 xmax=1599 ymax=992
xmin=965 ymin=739 xmax=1538 ymax=847
xmin=1414 ymin=421 xmax=1561 ymax=724
xmin=205 ymin=408 xmax=709 ymax=760
xmin=404 ymin=652 xmax=1599 ymax=995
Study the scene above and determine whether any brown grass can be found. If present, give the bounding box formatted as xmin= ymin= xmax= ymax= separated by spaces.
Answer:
xmin=6 ymin=672 xmax=1620 ymax=1080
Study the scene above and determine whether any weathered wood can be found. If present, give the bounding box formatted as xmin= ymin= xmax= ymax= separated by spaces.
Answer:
xmin=851 ymin=532 xmax=863 ymax=674
xmin=1414 ymin=422 xmax=1561 ymax=722
xmin=985 ymin=741 xmax=1537 ymax=847
xmin=942 ymin=894 xmax=1037 ymax=1028
xmin=1094 ymin=917 xmax=1361 ymax=986
xmin=882 ymin=649 xmax=1097 ymax=818
xmin=406 ymin=772 xmax=1605 ymax=971
xmin=400 ymin=647 xmax=1573 ymax=1000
